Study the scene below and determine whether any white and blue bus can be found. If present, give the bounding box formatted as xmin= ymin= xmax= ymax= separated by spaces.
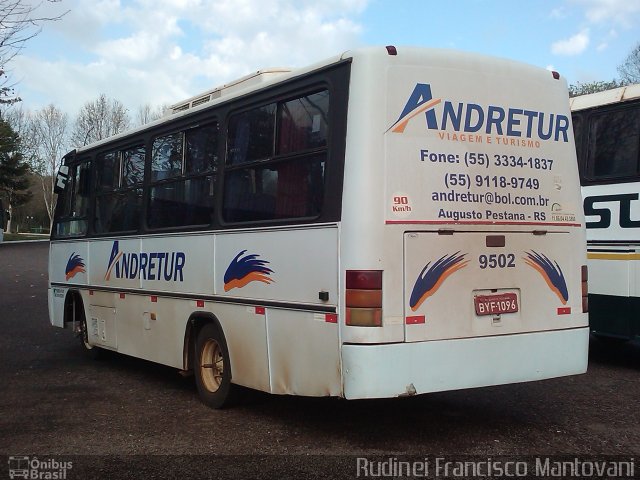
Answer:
xmin=49 ymin=46 xmax=589 ymax=408
xmin=570 ymin=84 xmax=640 ymax=342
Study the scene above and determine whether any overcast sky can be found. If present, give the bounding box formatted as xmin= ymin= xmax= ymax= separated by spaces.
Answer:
xmin=11 ymin=0 xmax=640 ymax=119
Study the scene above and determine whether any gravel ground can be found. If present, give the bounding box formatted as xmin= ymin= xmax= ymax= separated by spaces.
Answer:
xmin=1 ymin=242 xmax=638 ymax=478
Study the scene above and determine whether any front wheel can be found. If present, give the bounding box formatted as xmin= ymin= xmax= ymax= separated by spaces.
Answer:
xmin=194 ymin=323 xmax=237 ymax=409
xmin=79 ymin=316 xmax=104 ymax=360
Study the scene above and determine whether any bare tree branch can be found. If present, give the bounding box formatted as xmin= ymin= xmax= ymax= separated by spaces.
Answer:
xmin=136 ymin=103 xmax=167 ymax=126
xmin=618 ymin=42 xmax=640 ymax=85
xmin=0 ymin=0 xmax=69 ymax=105
xmin=71 ymin=94 xmax=131 ymax=146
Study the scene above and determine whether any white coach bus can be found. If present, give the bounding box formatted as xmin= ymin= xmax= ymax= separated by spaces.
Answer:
xmin=570 ymin=84 xmax=640 ymax=342
xmin=49 ymin=46 xmax=588 ymax=408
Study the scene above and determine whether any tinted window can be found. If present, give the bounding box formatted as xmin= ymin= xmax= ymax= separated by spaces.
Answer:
xmin=147 ymin=122 xmax=218 ymax=230
xmin=152 ymin=132 xmax=183 ymax=181
xmin=277 ymin=91 xmax=329 ymax=154
xmin=55 ymin=161 xmax=91 ymax=237
xmin=223 ymin=91 xmax=329 ymax=223
xmin=571 ymin=114 xmax=585 ymax=179
xmin=223 ymin=154 xmax=325 ymax=222
xmin=588 ymin=108 xmax=640 ymax=179
xmin=93 ymin=143 xmax=145 ymax=234
xmin=186 ymin=123 xmax=218 ymax=174
xmin=148 ymin=176 xmax=215 ymax=228
xmin=95 ymin=189 xmax=142 ymax=233
xmin=122 ymin=145 xmax=145 ymax=186
xmin=227 ymin=104 xmax=275 ymax=165
xmin=96 ymin=151 xmax=119 ymax=191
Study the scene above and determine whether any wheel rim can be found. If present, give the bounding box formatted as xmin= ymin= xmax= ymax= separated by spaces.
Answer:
xmin=200 ymin=338 xmax=224 ymax=393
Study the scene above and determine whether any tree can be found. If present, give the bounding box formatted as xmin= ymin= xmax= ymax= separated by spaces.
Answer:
xmin=26 ymin=104 xmax=68 ymax=229
xmin=618 ymin=42 xmax=640 ymax=85
xmin=0 ymin=0 xmax=68 ymax=106
xmin=568 ymin=79 xmax=625 ymax=98
xmin=0 ymin=117 xmax=31 ymax=232
xmin=136 ymin=103 xmax=166 ymax=126
xmin=71 ymin=94 xmax=131 ymax=146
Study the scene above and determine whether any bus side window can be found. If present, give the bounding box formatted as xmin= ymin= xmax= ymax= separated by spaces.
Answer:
xmin=222 ymin=90 xmax=329 ymax=223
xmin=152 ymin=133 xmax=183 ymax=181
xmin=94 ymin=147 xmax=143 ymax=234
xmin=227 ymin=105 xmax=276 ymax=165
xmin=587 ymin=107 xmax=640 ymax=180
xmin=55 ymin=161 xmax=91 ymax=237
xmin=147 ymin=123 xmax=217 ymax=229
xmin=122 ymin=146 xmax=145 ymax=187
xmin=571 ymin=114 xmax=586 ymax=183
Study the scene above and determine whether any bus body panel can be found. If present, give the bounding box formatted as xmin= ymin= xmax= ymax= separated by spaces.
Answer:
xmin=48 ymin=287 xmax=65 ymax=328
xmin=572 ymin=85 xmax=640 ymax=340
xmin=342 ymin=327 xmax=589 ymax=399
xmin=50 ymin=241 xmax=90 ymax=286
xmin=583 ymin=181 xmax=640 ymax=246
xmin=384 ymin=56 xmax=584 ymax=227
xmin=582 ymin=182 xmax=640 ymax=302
xmin=339 ymin=48 xmax=587 ymax=350
xmin=214 ymin=226 xmax=339 ymax=304
xmin=403 ymin=231 xmax=586 ymax=342
xmin=266 ymin=308 xmax=341 ymax=396
xmin=49 ymin=226 xmax=340 ymax=395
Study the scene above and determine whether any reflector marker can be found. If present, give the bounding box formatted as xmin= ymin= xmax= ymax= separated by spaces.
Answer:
xmin=406 ymin=315 xmax=426 ymax=324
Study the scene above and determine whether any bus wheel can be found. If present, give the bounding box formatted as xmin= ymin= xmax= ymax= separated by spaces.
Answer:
xmin=79 ymin=317 xmax=104 ymax=360
xmin=194 ymin=323 xmax=237 ymax=409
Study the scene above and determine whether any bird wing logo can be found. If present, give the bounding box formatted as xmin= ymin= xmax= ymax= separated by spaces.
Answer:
xmin=388 ymin=83 xmax=442 ymax=134
xmin=409 ymin=252 xmax=469 ymax=311
xmin=223 ymin=250 xmax=274 ymax=292
xmin=65 ymin=253 xmax=86 ymax=280
xmin=523 ymin=251 xmax=569 ymax=305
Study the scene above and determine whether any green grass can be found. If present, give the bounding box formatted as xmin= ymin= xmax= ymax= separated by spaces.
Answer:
xmin=2 ymin=232 xmax=50 ymax=241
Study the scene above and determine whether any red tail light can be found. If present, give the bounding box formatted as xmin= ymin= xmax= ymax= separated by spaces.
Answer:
xmin=346 ymin=270 xmax=382 ymax=327
xmin=581 ymin=265 xmax=588 ymax=313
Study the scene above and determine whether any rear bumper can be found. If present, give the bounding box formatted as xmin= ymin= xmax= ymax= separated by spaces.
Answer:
xmin=341 ymin=327 xmax=589 ymax=399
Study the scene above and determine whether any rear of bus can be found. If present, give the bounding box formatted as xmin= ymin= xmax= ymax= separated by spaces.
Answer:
xmin=338 ymin=47 xmax=588 ymax=399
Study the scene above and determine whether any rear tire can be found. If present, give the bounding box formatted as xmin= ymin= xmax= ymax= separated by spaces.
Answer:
xmin=194 ymin=323 xmax=237 ymax=409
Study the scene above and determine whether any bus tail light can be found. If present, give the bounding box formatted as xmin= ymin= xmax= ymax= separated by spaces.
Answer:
xmin=581 ymin=265 xmax=588 ymax=313
xmin=345 ymin=270 xmax=382 ymax=327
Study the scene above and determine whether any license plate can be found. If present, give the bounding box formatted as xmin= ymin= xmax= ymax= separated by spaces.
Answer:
xmin=474 ymin=292 xmax=518 ymax=316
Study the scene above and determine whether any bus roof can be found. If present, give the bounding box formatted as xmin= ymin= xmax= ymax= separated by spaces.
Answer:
xmin=72 ymin=51 xmax=345 ymax=155
xmin=569 ymin=83 xmax=640 ymax=111
xmin=72 ymin=46 xmax=567 ymax=156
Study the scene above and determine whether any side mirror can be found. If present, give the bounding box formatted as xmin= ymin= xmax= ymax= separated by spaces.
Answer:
xmin=54 ymin=165 xmax=70 ymax=194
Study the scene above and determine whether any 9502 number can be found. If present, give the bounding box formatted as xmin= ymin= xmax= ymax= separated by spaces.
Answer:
xmin=479 ymin=253 xmax=516 ymax=269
